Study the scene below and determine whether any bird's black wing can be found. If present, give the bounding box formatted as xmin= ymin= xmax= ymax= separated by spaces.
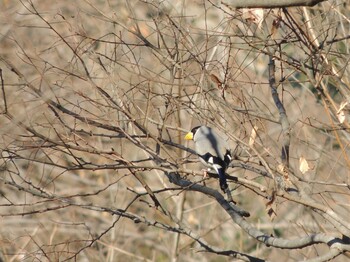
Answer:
xmin=199 ymin=152 xmax=228 ymax=191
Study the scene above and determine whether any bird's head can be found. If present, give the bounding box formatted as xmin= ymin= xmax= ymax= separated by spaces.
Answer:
xmin=184 ymin=126 xmax=201 ymax=141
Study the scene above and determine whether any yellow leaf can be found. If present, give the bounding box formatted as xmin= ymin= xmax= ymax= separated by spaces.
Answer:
xmin=277 ymin=163 xmax=284 ymax=173
xmin=338 ymin=101 xmax=348 ymax=112
xmin=299 ymin=156 xmax=310 ymax=174
xmin=337 ymin=101 xmax=348 ymax=124
xmin=337 ymin=110 xmax=346 ymax=123
xmin=188 ymin=213 xmax=199 ymax=225
xmin=249 ymin=126 xmax=258 ymax=146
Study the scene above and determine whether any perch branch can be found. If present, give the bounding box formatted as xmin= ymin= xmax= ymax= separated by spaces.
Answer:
xmin=166 ymin=172 xmax=350 ymax=259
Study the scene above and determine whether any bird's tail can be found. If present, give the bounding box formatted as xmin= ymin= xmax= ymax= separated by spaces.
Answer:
xmin=213 ymin=165 xmax=228 ymax=191
xmin=213 ymin=164 xmax=235 ymax=203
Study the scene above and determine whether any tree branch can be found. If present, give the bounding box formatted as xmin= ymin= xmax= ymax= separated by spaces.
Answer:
xmin=166 ymin=172 xmax=350 ymax=256
xmin=222 ymin=0 xmax=327 ymax=9
xmin=268 ymin=56 xmax=291 ymax=169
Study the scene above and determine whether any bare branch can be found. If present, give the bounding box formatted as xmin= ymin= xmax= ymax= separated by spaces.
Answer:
xmin=268 ymin=56 xmax=291 ymax=169
xmin=222 ymin=0 xmax=327 ymax=8
xmin=1 ymin=1 xmax=350 ymax=261
xmin=166 ymin=172 xmax=350 ymax=254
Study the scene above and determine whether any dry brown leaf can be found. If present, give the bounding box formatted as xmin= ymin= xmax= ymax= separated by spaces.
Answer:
xmin=210 ymin=74 xmax=227 ymax=99
xmin=265 ymin=192 xmax=277 ymax=221
xmin=210 ymin=74 xmax=222 ymax=86
xmin=242 ymin=9 xmax=264 ymax=29
xmin=271 ymin=18 xmax=281 ymax=38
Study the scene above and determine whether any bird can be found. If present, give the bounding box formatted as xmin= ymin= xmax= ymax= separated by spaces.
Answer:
xmin=184 ymin=125 xmax=234 ymax=201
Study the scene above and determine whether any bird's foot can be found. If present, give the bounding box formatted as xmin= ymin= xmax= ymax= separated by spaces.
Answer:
xmin=201 ymin=168 xmax=210 ymax=186
xmin=202 ymin=168 xmax=209 ymax=179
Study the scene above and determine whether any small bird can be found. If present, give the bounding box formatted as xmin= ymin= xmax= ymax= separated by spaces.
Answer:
xmin=184 ymin=125 xmax=233 ymax=201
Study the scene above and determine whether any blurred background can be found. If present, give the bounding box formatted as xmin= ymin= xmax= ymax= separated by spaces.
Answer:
xmin=0 ymin=0 xmax=350 ymax=261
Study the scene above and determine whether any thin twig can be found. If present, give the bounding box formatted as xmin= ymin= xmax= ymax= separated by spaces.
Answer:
xmin=268 ymin=56 xmax=291 ymax=169
xmin=0 ymin=68 xmax=7 ymax=114
xmin=166 ymin=172 xmax=350 ymax=256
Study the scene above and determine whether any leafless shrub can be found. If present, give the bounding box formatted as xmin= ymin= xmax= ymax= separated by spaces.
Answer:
xmin=0 ymin=0 xmax=350 ymax=261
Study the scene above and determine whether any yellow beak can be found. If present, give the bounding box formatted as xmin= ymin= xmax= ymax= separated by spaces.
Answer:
xmin=184 ymin=132 xmax=193 ymax=140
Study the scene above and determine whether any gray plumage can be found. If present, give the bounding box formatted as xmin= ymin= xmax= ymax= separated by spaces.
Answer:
xmin=192 ymin=126 xmax=228 ymax=164
xmin=185 ymin=126 xmax=250 ymax=215
xmin=185 ymin=126 xmax=232 ymax=191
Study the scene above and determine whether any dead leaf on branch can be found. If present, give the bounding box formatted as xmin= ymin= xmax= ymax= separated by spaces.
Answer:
xmin=299 ymin=156 xmax=310 ymax=174
xmin=337 ymin=101 xmax=348 ymax=124
xmin=277 ymin=163 xmax=289 ymax=180
xmin=299 ymin=156 xmax=315 ymax=175
xmin=271 ymin=17 xmax=281 ymax=39
xmin=210 ymin=74 xmax=223 ymax=88
xmin=249 ymin=125 xmax=258 ymax=146
xmin=222 ymin=3 xmax=265 ymax=29
xmin=265 ymin=190 xmax=277 ymax=221
xmin=210 ymin=74 xmax=227 ymax=99
xmin=242 ymin=8 xmax=264 ymax=29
